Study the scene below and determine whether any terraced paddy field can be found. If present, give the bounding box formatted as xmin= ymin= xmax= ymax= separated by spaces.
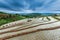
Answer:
xmin=0 ymin=16 xmax=60 ymax=40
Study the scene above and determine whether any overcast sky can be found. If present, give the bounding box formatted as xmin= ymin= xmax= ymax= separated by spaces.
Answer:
xmin=0 ymin=0 xmax=60 ymax=13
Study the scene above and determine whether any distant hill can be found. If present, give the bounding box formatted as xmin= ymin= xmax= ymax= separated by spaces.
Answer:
xmin=24 ymin=13 xmax=42 ymax=17
xmin=22 ymin=13 xmax=57 ymax=17
xmin=45 ymin=13 xmax=60 ymax=16
xmin=17 ymin=13 xmax=60 ymax=15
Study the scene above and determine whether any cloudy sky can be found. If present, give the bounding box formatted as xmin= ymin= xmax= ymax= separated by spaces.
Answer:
xmin=0 ymin=0 xmax=60 ymax=13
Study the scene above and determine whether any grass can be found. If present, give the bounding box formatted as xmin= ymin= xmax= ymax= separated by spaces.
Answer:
xmin=0 ymin=14 xmax=26 ymax=26
xmin=52 ymin=16 xmax=60 ymax=21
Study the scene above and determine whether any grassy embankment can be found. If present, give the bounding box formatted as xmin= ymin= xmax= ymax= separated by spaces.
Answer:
xmin=0 ymin=12 xmax=27 ymax=26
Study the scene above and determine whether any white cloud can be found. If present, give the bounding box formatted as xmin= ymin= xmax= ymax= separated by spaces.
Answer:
xmin=22 ymin=10 xmax=34 ymax=13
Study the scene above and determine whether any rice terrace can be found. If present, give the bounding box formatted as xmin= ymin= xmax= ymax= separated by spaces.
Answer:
xmin=0 ymin=12 xmax=60 ymax=40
